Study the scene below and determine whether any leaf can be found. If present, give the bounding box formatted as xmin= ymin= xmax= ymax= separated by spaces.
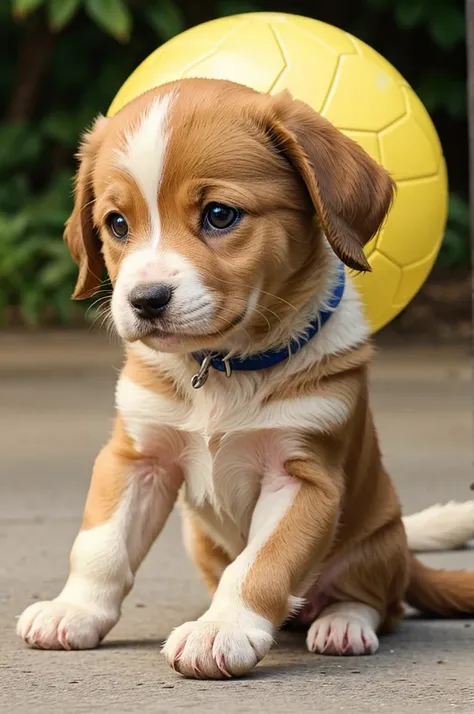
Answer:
xmin=48 ymin=0 xmax=81 ymax=31
xmin=428 ymin=5 xmax=465 ymax=50
xmin=29 ymin=170 xmax=74 ymax=215
xmin=41 ymin=110 xmax=82 ymax=146
xmin=12 ymin=0 xmax=44 ymax=20
xmin=0 ymin=3 xmax=11 ymax=21
xmin=3 ymin=213 xmax=29 ymax=240
xmin=447 ymin=193 xmax=469 ymax=228
xmin=437 ymin=193 xmax=470 ymax=269
xmin=0 ymin=174 xmax=30 ymax=213
xmin=143 ymin=0 xmax=185 ymax=41
xmin=84 ymin=0 xmax=132 ymax=42
xmin=416 ymin=73 xmax=466 ymax=120
xmin=0 ymin=243 xmax=39 ymax=279
xmin=394 ymin=0 xmax=424 ymax=30
xmin=439 ymin=227 xmax=469 ymax=269
xmin=31 ymin=208 xmax=68 ymax=231
xmin=0 ymin=123 xmax=44 ymax=175
xmin=39 ymin=259 xmax=74 ymax=289
xmin=20 ymin=289 xmax=44 ymax=326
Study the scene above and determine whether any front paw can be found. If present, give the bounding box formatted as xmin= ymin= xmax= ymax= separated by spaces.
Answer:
xmin=16 ymin=600 xmax=116 ymax=650
xmin=306 ymin=607 xmax=379 ymax=656
xmin=162 ymin=620 xmax=273 ymax=679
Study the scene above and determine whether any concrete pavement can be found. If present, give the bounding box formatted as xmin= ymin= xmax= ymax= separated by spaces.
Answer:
xmin=0 ymin=333 xmax=473 ymax=713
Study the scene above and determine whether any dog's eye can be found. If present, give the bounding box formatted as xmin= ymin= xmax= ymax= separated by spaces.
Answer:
xmin=106 ymin=212 xmax=129 ymax=240
xmin=202 ymin=203 xmax=242 ymax=232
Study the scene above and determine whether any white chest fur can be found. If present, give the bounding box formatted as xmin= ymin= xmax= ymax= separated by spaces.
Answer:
xmin=115 ymin=373 xmax=309 ymax=510
xmin=115 ymin=276 xmax=368 ymax=549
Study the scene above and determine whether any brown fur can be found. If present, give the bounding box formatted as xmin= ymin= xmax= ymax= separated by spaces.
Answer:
xmin=267 ymin=90 xmax=396 ymax=271
xmin=81 ymin=417 xmax=138 ymax=530
xmin=235 ymin=367 xmax=409 ymax=629
xmin=64 ymin=80 xmax=393 ymax=352
xmin=64 ymin=116 xmax=108 ymax=299
xmin=59 ymin=79 xmax=474 ymax=660
xmin=122 ymin=347 xmax=187 ymax=402
xmin=407 ymin=558 xmax=474 ymax=616
xmin=182 ymin=510 xmax=232 ymax=594
xmin=242 ymin=455 xmax=343 ymax=626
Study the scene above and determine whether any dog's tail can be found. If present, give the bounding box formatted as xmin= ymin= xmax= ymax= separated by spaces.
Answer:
xmin=404 ymin=500 xmax=474 ymax=616
xmin=406 ymin=556 xmax=474 ymax=616
xmin=403 ymin=501 xmax=474 ymax=552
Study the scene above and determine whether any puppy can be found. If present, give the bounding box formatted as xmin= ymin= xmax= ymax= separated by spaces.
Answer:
xmin=17 ymin=79 xmax=474 ymax=678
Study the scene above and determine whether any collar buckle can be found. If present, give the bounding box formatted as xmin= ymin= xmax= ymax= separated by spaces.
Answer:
xmin=191 ymin=353 xmax=233 ymax=389
xmin=222 ymin=356 xmax=232 ymax=378
xmin=191 ymin=353 xmax=213 ymax=390
xmin=191 ymin=262 xmax=346 ymax=386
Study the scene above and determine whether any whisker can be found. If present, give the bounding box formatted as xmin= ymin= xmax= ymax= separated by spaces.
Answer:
xmin=255 ymin=302 xmax=283 ymax=326
xmin=79 ymin=197 xmax=96 ymax=216
xmin=85 ymin=294 xmax=111 ymax=316
xmin=251 ymin=307 xmax=271 ymax=333
xmin=216 ymin=298 xmax=280 ymax=333
xmin=210 ymin=275 xmax=298 ymax=313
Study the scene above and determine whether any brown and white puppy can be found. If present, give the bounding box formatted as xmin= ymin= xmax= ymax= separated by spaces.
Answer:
xmin=17 ymin=79 xmax=474 ymax=678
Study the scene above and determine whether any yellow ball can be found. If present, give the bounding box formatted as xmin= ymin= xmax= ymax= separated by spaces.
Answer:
xmin=108 ymin=12 xmax=448 ymax=333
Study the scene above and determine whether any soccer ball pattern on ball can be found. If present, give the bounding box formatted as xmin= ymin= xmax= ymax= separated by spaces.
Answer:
xmin=108 ymin=12 xmax=448 ymax=333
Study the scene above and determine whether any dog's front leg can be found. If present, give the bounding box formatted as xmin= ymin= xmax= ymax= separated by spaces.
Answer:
xmin=17 ymin=416 xmax=183 ymax=650
xmin=163 ymin=457 xmax=341 ymax=678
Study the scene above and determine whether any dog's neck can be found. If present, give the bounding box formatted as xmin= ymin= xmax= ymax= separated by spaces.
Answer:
xmin=203 ymin=247 xmax=345 ymax=360
xmin=131 ymin=251 xmax=370 ymax=389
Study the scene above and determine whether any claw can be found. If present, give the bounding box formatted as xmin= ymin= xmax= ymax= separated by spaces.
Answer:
xmin=22 ymin=620 xmax=33 ymax=642
xmin=342 ymin=625 xmax=350 ymax=652
xmin=58 ymin=623 xmax=71 ymax=651
xmin=192 ymin=660 xmax=204 ymax=679
xmin=171 ymin=640 xmax=186 ymax=672
xmin=216 ymin=653 xmax=232 ymax=679
xmin=29 ymin=628 xmax=40 ymax=646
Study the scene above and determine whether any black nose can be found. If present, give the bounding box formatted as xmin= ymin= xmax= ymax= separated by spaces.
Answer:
xmin=129 ymin=284 xmax=173 ymax=319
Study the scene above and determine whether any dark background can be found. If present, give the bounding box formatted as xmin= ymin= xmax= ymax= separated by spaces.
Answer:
xmin=1 ymin=0 xmax=469 ymax=338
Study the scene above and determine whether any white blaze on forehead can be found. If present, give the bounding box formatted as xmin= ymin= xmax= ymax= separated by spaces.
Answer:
xmin=114 ymin=93 xmax=175 ymax=247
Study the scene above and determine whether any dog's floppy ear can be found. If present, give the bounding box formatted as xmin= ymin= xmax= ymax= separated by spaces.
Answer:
xmin=268 ymin=91 xmax=396 ymax=271
xmin=64 ymin=115 xmax=109 ymax=299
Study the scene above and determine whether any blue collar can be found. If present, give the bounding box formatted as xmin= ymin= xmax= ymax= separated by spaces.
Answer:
xmin=191 ymin=263 xmax=345 ymax=389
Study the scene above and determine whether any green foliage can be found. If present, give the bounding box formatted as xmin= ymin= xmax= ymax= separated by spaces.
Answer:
xmin=84 ymin=0 xmax=132 ymax=42
xmin=387 ymin=0 xmax=465 ymax=49
xmin=368 ymin=0 xmax=465 ymax=46
xmin=438 ymin=194 xmax=471 ymax=270
xmin=416 ymin=72 xmax=466 ymax=120
xmin=0 ymin=122 xmax=42 ymax=173
xmin=143 ymin=0 xmax=185 ymax=42
xmin=0 ymin=171 xmax=77 ymax=325
xmin=11 ymin=0 xmax=45 ymax=20
xmin=1 ymin=0 xmax=469 ymax=326
xmin=48 ymin=0 xmax=81 ymax=30
xmin=365 ymin=0 xmax=466 ymax=119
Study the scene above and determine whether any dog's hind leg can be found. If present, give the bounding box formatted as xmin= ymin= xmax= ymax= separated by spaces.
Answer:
xmin=306 ymin=519 xmax=409 ymax=656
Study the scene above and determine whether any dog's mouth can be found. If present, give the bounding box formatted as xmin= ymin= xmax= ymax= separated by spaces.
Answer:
xmin=129 ymin=311 xmax=247 ymax=348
